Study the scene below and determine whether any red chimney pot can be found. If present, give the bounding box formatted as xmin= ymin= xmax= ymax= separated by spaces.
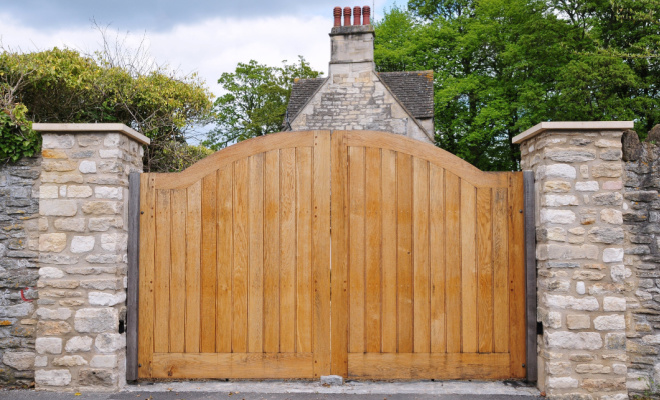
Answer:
xmin=362 ymin=6 xmax=371 ymax=25
xmin=353 ymin=6 xmax=362 ymax=25
xmin=343 ymin=7 xmax=351 ymax=26
xmin=333 ymin=7 xmax=342 ymax=27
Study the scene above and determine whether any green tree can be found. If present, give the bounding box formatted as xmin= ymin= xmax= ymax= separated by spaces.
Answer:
xmin=204 ymin=57 xmax=322 ymax=150
xmin=375 ymin=0 xmax=660 ymax=170
xmin=0 ymin=46 xmax=214 ymax=171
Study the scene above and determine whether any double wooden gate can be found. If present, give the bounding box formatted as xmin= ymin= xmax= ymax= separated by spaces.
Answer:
xmin=132 ymin=130 xmax=529 ymax=381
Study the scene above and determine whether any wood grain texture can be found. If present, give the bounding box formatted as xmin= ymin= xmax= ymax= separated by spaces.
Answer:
xmin=169 ymin=189 xmax=187 ymax=354
xmin=152 ymin=353 xmax=314 ymax=379
xmin=460 ymin=180 xmax=477 ymax=353
xmin=330 ymin=131 xmax=349 ymax=376
xmin=232 ymin=159 xmax=249 ymax=353
xmin=396 ymin=153 xmax=413 ymax=354
xmin=216 ymin=168 xmax=233 ymax=353
xmin=380 ymin=149 xmax=397 ymax=354
xmin=477 ymin=188 xmax=493 ymax=354
xmin=154 ymin=190 xmax=171 ymax=353
xmin=200 ymin=174 xmax=217 ymax=353
xmin=348 ymin=146 xmax=366 ymax=354
xmin=492 ymin=187 xmax=509 ymax=353
xmin=365 ymin=147 xmax=382 ymax=353
xmin=296 ymin=147 xmax=313 ymax=353
xmin=185 ymin=181 xmax=202 ymax=353
xmin=508 ymin=172 xmax=526 ymax=378
xmin=348 ymin=353 xmax=511 ymax=380
xmin=429 ymin=166 xmax=446 ymax=354
xmin=264 ymin=150 xmax=280 ymax=353
xmin=280 ymin=148 xmax=297 ymax=353
xmin=413 ymin=158 xmax=430 ymax=354
xmin=445 ymin=172 xmax=461 ymax=353
xmin=138 ymin=174 xmax=155 ymax=377
xmin=248 ymin=154 xmax=264 ymax=353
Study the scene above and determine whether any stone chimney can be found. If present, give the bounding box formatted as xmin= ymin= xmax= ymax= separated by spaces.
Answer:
xmin=329 ymin=6 xmax=374 ymax=75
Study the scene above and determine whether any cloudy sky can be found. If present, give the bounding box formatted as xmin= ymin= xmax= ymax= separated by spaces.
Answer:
xmin=0 ymin=0 xmax=398 ymax=98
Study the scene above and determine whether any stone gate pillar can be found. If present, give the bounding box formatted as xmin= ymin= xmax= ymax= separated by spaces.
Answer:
xmin=31 ymin=124 xmax=148 ymax=391
xmin=514 ymin=121 xmax=634 ymax=400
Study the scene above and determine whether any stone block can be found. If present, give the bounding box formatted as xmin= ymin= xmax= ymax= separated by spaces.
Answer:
xmin=79 ymin=160 xmax=97 ymax=173
xmin=41 ymin=172 xmax=84 ymax=184
xmin=88 ymin=291 xmax=126 ymax=306
xmin=36 ymin=307 xmax=72 ymax=320
xmin=603 ymin=248 xmax=624 ymax=263
xmin=537 ymin=244 xmax=598 ymax=260
xmin=320 ymin=375 xmax=344 ymax=386
xmin=42 ymin=160 xmax=76 ymax=172
xmin=82 ymin=201 xmax=122 ymax=215
xmin=65 ymin=336 xmax=93 ymax=352
xmin=88 ymin=217 xmax=123 ymax=231
xmin=588 ymin=227 xmax=624 ymax=244
xmin=39 ymin=185 xmax=59 ymax=199
xmin=603 ymin=297 xmax=626 ymax=311
xmin=592 ymin=192 xmax=623 ymax=206
xmin=39 ymin=233 xmax=67 ymax=252
xmin=545 ymin=294 xmax=599 ymax=311
xmin=42 ymin=134 xmax=75 ymax=149
xmin=594 ymin=315 xmax=626 ymax=330
xmin=575 ymin=181 xmax=599 ymax=192
xmin=600 ymin=209 xmax=623 ymax=225
xmin=592 ymin=163 xmax=622 ymax=178
xmin=544 ymin=181 xmax=572 ymax=193
xmin=42 ymin=149 xmax=68 ymax=159
xmin=90 ymin=355 xmax=117 ymax=368
xmin=547 ymin=376 xmax=579 ymax=389
xmin=582 ymin=378 xmax=625 ymax=392
xmin=53 ymin=355 xmax=88 ymax=366
xmin=546 ymin=331 xmax=602 ymax=350
xmin=546 ymin=149 xmax=596 ymax=162
xmin=74 ymin=308 xmax=118 ymax=333
xmin=39 ymin=266 xmax=64 ymax=279
xmin=53 ymin=218 xmax=86 ymax=232
xmin=576 ymin=364 xmax=612 ymax=374
xmin=39 ymin=200 xmax=77 ymax=216
xmin=543 ymin=164 xmax=577 ymax=180
xmin=36 ymin=337 xmax=62 ymax=354
xmin=610 ymin=264 xmax=632 ymax=282
xmin=0 ymin=303 xmax=34 ymax=318
xmin=95 ymin=186 xmax=122 ymax=200
xmin=80 ymin=279 xmax=122 ymax=290
xmin=35 ymin=369 xmax=72 ymax=386
xmin=78 ymin=368 xmax=117 ymax=387
xmin=546 ymin=361 xmax=572 ymax=375
xmin=2 ymin=351 xmax=35 ymax=370
xmin=567 ymin=314 xmax=590 ymax=329
xmin=37 ymin=321 xmax=72 ymax=336
xmin=606 ymin=333 xmax=626 ymax=350
xmin=78 ymin=135 xmax=102 ymax=147
xmin=543 ymin=195 xmax=578 ymax=207
xmin=94 ymin=332 xmax=126 ymax=353
xmin=101 ymin=233 xmax=127 ymax=251
xmin=67 ymin=185 xmax=93 ymax=198
xmin=71 ymin=235 xmax=95 ymax=253
xmin=34 ymin=356 xmax=47 ymax=367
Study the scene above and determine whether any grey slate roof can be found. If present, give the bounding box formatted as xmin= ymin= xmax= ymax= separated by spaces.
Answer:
xmin=286 ymin=77 xmax=327 ymax=121
xmin=286 ymin=71 xmax=434 ymax=122
xmin=378 ymin=71 xmax=434 ymax=119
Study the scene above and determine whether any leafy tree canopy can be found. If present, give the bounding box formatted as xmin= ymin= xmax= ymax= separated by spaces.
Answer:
xmin=375 ymin=0 xmax=660 ymax=170
xmin=204 ymin=57 xmax=322 ymax=150
xmin=0 ymin=46 xmax=214 ymax=171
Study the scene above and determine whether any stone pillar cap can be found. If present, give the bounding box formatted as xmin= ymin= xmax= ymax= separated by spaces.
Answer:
xmin=32 ymin=123 xmax=150 ymax=145
xmin=512 ymin=121 xmax=634 ymax=144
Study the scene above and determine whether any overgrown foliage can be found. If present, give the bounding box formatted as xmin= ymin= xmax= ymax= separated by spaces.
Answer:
xmin=375 ymin=0 xmax=660 ymax=170
xmin=0 ymin=43 xmax=213 ymax=171
xmin=204 ymin=57 xmax=322 ymax=150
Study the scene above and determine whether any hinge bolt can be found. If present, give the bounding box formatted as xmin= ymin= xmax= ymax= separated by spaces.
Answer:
xmin=138 ymin=363 xmax=142 ymax=368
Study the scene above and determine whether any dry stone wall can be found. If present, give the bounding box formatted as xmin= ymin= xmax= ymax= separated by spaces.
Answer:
xmin=32 ymin=127 xmax=144 ymax=391
xmin=621 ymin=129 xmax=660 ymax=396
xmin=0 ymin=156 xmax=41 ymax=387
xmin=519 ymin=127 xmax=630 ymax=400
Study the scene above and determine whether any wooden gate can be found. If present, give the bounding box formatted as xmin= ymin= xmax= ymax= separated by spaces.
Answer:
xmin=133 ymin=130 xmax=526 ymax=381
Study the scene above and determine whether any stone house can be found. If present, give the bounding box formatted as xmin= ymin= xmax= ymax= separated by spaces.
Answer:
xmin=284 ymin=6 xmax=435 ymax=144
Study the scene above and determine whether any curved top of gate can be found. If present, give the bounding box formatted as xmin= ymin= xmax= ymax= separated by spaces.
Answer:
xmin=151 ymin=130 xmax=509 ymax=190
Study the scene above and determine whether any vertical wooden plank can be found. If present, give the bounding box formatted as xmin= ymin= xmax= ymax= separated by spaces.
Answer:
xmin=445 ymin=172 xmax=461 ymax=353
xmin=280 ymin=147 xmax=297 ymax=353
xmin=477 ymin=187 xmax=493 ymax=353
xmin=509 ymin=172 xmax=526 ymax=378
xmin=169 ymin=189 xmax=187 ymax=353
xmin=216 ymin=168 xmax=233 ymax=353
xmin=248 ymin=154 xmax=264 ymax=353
xmin=127 ymin=173 xmax=140 ymax=381
xmin=381 ymin=149 xmax=397 ymax=354
xmin=429 ymin=165 xmax=446 ymax=353
xmin=200 ymin=174 xmax=217 ymax=353
xmin=461 ymin=180 xmax=478 ymax=353
xmin=233 ymin=159 xmax=249 ymax=353
xmin=396 ymin=153 xmax=413 ymax=354
xmin=312 ymin=131 xmax=331 ymax=377
xmin=264 ymin=150 xmax=280 ymax=353
xmin=348 ymin=146 xmax=365 ymax=354
xmin=154 ymin=189 xmax=171 ymax=353
xmin=296 ymin=147 xmax=313 ymax=353
xmin=185 ymin=181 xmax=201 ymax=353
xmin=524 ymin=171 xmax=537 ymax=382
xmin=365 ymin=147 xmax=382 ymax=353
xmin=413 ymin=158 xmax=430 ymax=354
xmin=138 ymin=174 xmax=155 ymax=377
xmin=331 ymin=132 xmax=348 ymax=376
xmin=493 ymin=187 xmax=509 ymax=353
